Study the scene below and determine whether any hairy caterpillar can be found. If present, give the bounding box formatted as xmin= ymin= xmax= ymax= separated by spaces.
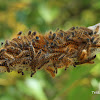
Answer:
xmin=0 ymin=23 xmax=100 ymax=77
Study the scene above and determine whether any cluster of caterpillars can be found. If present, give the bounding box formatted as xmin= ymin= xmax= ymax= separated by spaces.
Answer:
xmin=0 ymin=25 xmax=100 ymax=77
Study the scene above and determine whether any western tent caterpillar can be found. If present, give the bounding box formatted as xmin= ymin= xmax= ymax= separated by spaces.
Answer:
xmin=0 ymin=23 xmax=100 ymax=77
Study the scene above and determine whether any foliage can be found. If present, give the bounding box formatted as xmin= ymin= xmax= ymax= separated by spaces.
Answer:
xmin=0 ymin=0 xmax=100 ymax=100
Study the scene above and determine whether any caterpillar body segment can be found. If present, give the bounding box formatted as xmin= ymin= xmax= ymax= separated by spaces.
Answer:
xmin=0 ymin=23 xmax=100 ymax=77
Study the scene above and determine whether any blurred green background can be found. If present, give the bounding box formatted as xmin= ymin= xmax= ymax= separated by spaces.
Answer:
xmin=0 ymin=0 xmax=100 ymax=100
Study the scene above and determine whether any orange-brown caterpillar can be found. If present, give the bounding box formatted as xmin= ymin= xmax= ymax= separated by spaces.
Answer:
xmin=0 ymin=23 xmax=100 ymax=77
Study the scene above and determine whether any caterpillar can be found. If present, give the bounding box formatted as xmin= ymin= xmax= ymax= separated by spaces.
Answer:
xmin=0 ymin=23 xmax=100 ymax=77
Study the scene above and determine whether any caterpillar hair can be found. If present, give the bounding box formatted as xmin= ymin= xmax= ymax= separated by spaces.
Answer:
xmin=0 ymin=23 xmax=100 ymax=77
